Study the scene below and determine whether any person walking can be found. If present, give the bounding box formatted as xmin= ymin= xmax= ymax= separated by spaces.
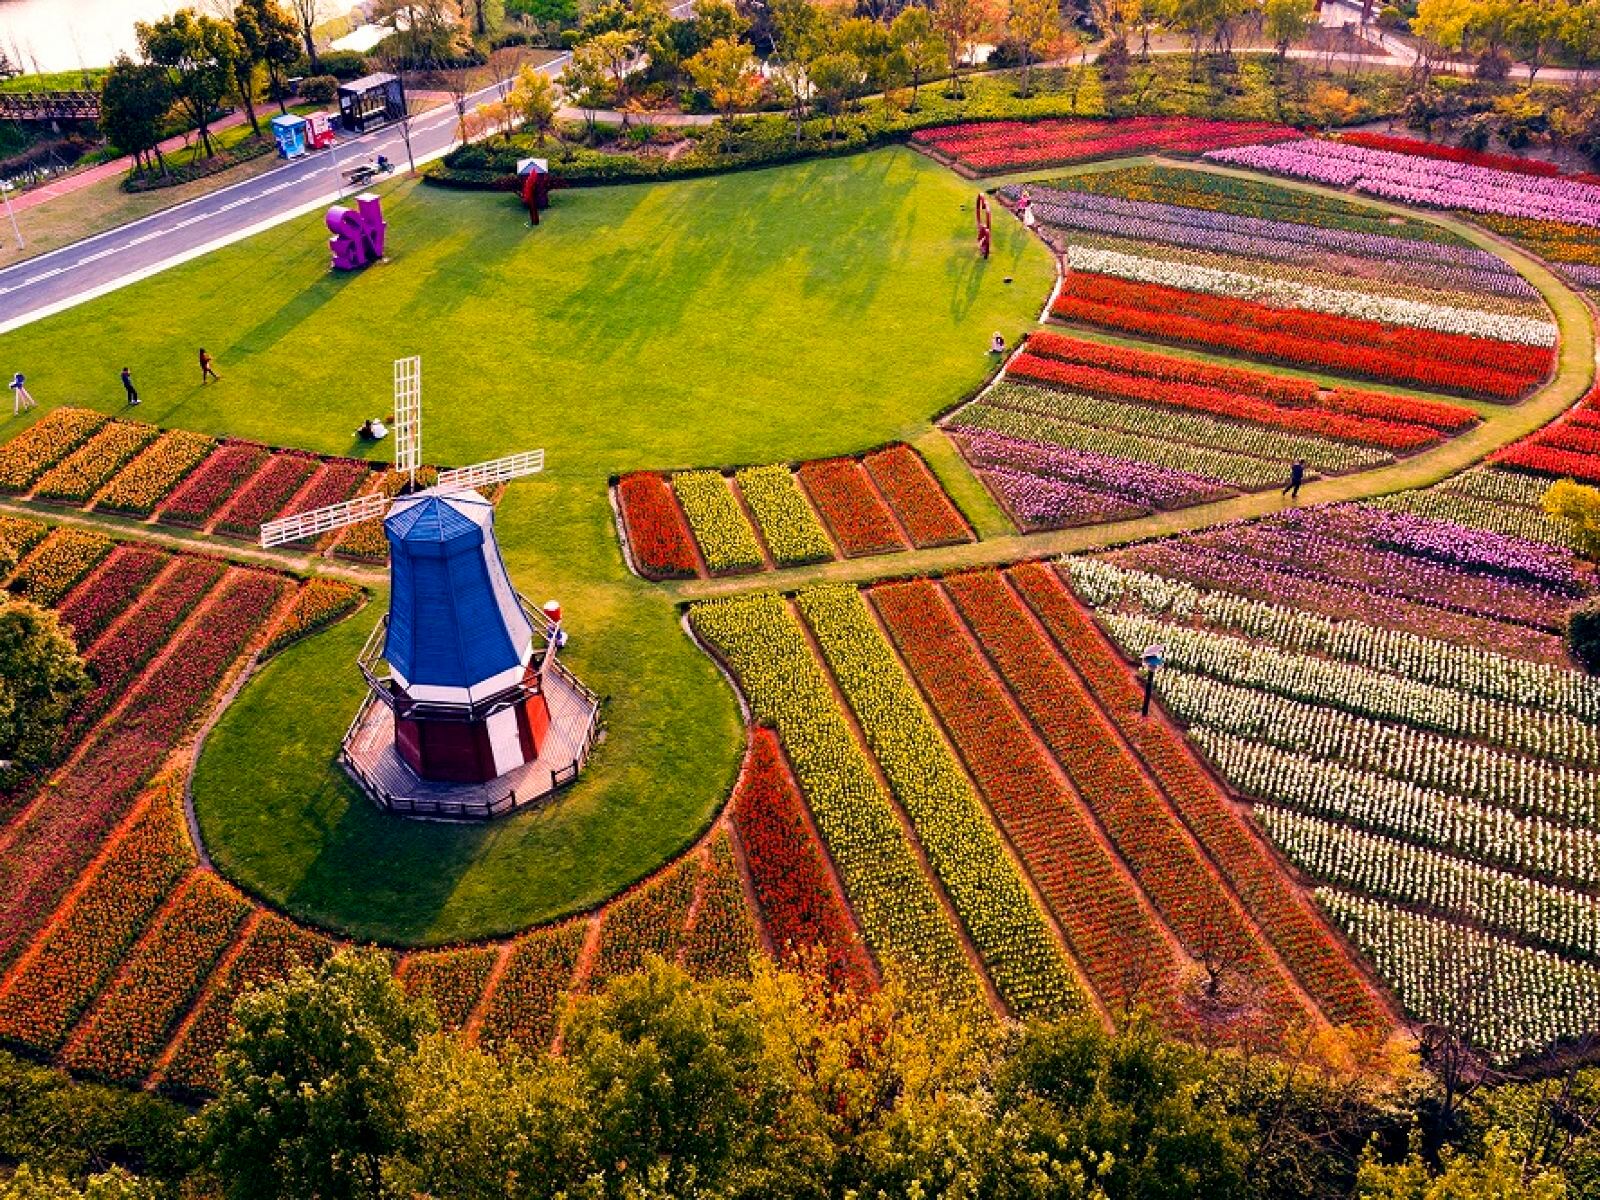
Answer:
xmin=199 ymin=348 xmax=220 ymax=384
xmin=10 ymin=373 xmax=35 ymax=416
xmin=120 ymin=367 xmax=139 ymax=406
xmin=1282 ymin=459 xmax=1306 ymax=500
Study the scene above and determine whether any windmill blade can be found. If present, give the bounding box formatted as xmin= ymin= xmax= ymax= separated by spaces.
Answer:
xmin=260 ymin=491 xmax=390 ymax=548
xmin=437 ymin=450 xmax=545 ymax=492
xmin=393 ymin=356 xmax=421 ymax=478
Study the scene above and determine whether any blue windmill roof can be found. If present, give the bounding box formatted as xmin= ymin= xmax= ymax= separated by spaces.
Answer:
xmin=382 ymin=490 xmax=534 ymax=692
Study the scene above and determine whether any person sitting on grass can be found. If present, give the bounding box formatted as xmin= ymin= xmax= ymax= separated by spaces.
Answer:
xmin=990 ymin=333 xmax=1006 ymax=355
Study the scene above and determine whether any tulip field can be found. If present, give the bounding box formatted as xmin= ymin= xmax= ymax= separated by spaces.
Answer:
xmin=7 ymin=117 xmax=1600 ymax=1099
xmin=614 ymin=442 xmax=972 ymax=579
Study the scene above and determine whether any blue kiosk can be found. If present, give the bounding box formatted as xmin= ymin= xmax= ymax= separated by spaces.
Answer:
xmin=271 ymin=113 xmax=307 ymax=158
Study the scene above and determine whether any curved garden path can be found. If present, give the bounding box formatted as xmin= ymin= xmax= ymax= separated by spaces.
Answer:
xmin=667 ymin=160 xmax=1599 ymax=602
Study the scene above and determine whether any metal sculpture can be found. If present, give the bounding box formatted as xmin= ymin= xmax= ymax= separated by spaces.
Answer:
xmin=327 ymin=193 xmax=387 ymax=270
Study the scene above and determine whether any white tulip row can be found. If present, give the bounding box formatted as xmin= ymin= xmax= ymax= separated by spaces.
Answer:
xmin=1101 ymin=612 xmax=1600 ymax=765
xmin=1317 ymin=888 xmax=1600 ymax=1063
xmin=1258 ymin=806 xmax=1600 ymax=960
xmin=1196 ymin=726 xmax=1600 ymax=888
xmin=1066 ymin=244 xmax=1559 ymax=347
xmin=1156 ymin=670 xmax=1600 ymax=827
xmin=1081 ymin=560 xmax=1600 ymax=719
xmin=1447 ymin=467 xmax=1554 ymax=509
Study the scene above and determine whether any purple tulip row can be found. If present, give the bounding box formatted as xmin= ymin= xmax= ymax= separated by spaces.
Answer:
xmin=1109 ymin=537 xmax=1566 ymax=664
xmin=1206 ymin=141 xmax=1600 ymax=228
xmin=1002 ymin=185 xmax=1536 ymax=300
xmin=1278 ymin=503 xmax=1587 ymax=596
xmin=950 ymin=428 xmax=1234 ymax=530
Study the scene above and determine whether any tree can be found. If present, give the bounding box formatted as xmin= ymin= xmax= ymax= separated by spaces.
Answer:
xmin=1507 ymin=0 xmax=1568 ymax=79
xmin=685 ymin=37 xmax=763 ymax=123
xmin=891 ymin=6 xmax=944 ymax=108
xmin=559 ymin=42 xmax=610 ymax=133
xmin=373 ymin=0 xmax=465 ymax=64
xmin=1562 ymin=0 xmax=1600 ymax=81
xmin=808 ymin=50 xmax=863 ymax=137
xmin=1007 ymin=0 xmax=1062 ymax=98
xmin=236 ymin=0 xmax=300 ymax=114
xmin=1265 ymin=0 xmax=1316 ymax=65
xmin=224 ymin=2 xmax=265 ymax=135
xmin=1356 ymin=1128 xmax=1568 ymax=1199
xmin=196 ymin=950 xmax=435 ymax=1200
xmin=933 ymin=0 xmax=993 ymax=96
xmin=510 ymin=63 xmax=557 ymax=143
xmin=0 ymin=1165 xmax=154 ymax=1199
xmin=372 ymin=45 xmax=422 ymax=172
xmin=98 ymin=55 xmax=175 ymax=175
xmin=585 ymin=27 xmax=639 ymax=103
xmin=137 ymin=10 xmax=240 ymax=159
xmin=288 ymin=0 xmax=321 ymax=72
xmin=0 ymin=601 xmax=89 ymax=785
xmin=463 ymin=0 xmax=505 ymax=37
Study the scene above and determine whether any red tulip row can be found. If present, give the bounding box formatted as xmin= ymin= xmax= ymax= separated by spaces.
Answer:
xmin=1026 ymin=329 xmax=1478 ymax=432
xmin=912 ymin=116 xmax=1300 ymax=173
xmin=1011 ymin=562 xmax=1398 ymax=1035
xmin=862 ymin=444 xmax=973 ymax=548
xmin=401 ymin=945 xmax=500 ymax=1031
xmin=155 ymin=911 xmax=334 ymax=1097
xmin=213 ymin=452 xmax=319 ymax=540
xmin=617 ymin=472 xmax=701 ymax=579
xmin=55 ymin=546 xmax=169 ymax=650
xmin=60 ymin=870 xmax=251 ymax=1084
xmin=944 ymin=566 xmax=1316 ymax=1036
xmin=730 ymin=728 xmax=876 ymax=993
xmin=796 ymin=458 xmax=907 ymax=557
xmin=1007 ymin=352 xmax=1443 ymax=451
xmin=1493 ymin=384 xmax=1600 ymax=484
xmin=872 ymin=576 xmax=1186 ymax=1024
xmin=0 ymin=569 xmax=287 ymax=979
xmin=474 ymin=920 xmax=587 ymax=1052
xmin=0 ymin=782 xmax=194 ymax=1055
xmin=591 ymin=851 xmax=701 ymax=983
xmin=1052 ymin=273 xmax=1547 ymax=400
xmin=68 ymin=556 xmax=226 ymax=738
xmin=1335 ymin=132 xmax=1566 ymax=178
xmin=157 ymin=443 xmax=271 ymax=528
xmin=681 ymin=831 xmax=764 ymax=981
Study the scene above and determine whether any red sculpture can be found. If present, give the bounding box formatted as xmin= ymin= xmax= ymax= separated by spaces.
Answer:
xmin=976 ymin=193 xmax=992 ymax=259
xmin=519 ymin=158 xmax=551 ymax=226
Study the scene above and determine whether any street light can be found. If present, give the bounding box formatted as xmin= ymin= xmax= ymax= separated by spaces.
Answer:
xmin=1139 ymin=643 xmax=1165 ymax=718
xmin=0 ymin=180 xmax=22 ymax=251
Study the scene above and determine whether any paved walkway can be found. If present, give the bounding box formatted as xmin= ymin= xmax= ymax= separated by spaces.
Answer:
xmin=12 ymin=108 xmax=255 ymax=213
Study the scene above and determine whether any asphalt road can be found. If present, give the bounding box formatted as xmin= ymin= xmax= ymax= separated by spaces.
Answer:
xmin=0 ymin=70 xmax=560 ymax=334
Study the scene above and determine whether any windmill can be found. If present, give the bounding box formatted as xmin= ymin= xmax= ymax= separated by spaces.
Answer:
xmin=260 ymin=357 xmax=575 ymax=795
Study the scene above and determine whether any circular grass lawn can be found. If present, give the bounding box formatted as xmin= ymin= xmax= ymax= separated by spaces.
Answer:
xmin=9 ymin=147 xmax=1054 ymax=945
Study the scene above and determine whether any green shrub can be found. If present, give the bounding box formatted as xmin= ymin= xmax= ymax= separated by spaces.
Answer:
xmin=1571 ymin=601 xmax=1600 ymax=674
xmin=315 ymin=50 xmax=370 ymax=80
xmin=299 ymin=75 xmax=338 ymax=103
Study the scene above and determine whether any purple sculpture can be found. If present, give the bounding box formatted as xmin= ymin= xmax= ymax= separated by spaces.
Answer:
xmin=327 ymin=193 xmax=387 ymax=270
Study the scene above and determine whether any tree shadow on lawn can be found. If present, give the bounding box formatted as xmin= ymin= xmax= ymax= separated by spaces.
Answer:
xmin=223 ymin=269 xmax=359 ymax=362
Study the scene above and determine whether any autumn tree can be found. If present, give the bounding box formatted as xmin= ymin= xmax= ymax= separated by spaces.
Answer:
xmin=934 ymin=0 xmax=993 ymax=96
xmin=1265 ymin=0 xmax=1316 ymax=66
xmin=559 ymin=42 xmax=610 ymax=132
xmin=1007 ymin=0 xmax=1063 ymax=97
xmin=511 ymin=63 xmax=557 ymax=143
xmin=685 ymin=37 xmax=763 ymax=123
xmin=287 ymin=0 xmax=322 ymax=72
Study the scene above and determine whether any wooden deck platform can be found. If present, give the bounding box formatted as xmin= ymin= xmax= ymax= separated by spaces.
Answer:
xmin=341 ymin=663 xmax=601 ymax=821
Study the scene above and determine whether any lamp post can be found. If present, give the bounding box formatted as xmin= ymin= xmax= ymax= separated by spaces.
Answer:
xmin=1140 ymin=643 xmax=1165 ymax=718
xmin=0 ymin=180 xmax=22 ymax=250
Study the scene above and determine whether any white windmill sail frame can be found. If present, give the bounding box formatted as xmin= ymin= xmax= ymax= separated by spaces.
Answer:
xmin=438 ymin=450 xmax=545 ymax=491
xmin=259 ymin=491 xmax=390 ymax=547
xmin=393 ymin=355 xmax=422 ymax=481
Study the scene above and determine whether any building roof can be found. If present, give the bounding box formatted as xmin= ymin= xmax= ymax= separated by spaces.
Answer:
xmin=382 ymin=490 xmax=534 ymax=694
xmin=340 ymin=72 xmax=399 ymax=94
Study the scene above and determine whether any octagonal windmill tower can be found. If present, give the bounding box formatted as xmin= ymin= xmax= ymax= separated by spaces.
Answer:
xmin=260 ymin=358 xmax=600 ymax=819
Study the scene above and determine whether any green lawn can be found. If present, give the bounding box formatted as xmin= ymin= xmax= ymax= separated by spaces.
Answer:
xmin=8 ymin=147 xmax=1053 ymax=946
